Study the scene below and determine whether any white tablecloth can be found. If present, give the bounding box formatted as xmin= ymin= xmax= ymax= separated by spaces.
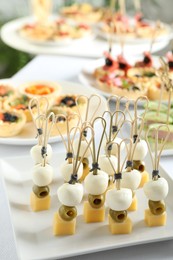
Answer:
xmin=0 ymin=55 xmax=173 ymax=260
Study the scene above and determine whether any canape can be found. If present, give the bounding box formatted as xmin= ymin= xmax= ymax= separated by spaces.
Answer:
xmin=0 ymin=110 xmax=26 ymax=137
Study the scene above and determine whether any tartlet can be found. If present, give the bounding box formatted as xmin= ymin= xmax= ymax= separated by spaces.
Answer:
xmin=97 ymin=75 xmax=147 ymax=99
xmin=19 ymin=81 xmax=62 ymax=106
xmin=0 ymin=110 xmax=26 ymax=137
xmin=60 ymin=3 xmax=103 ymax=23
xmin=0 ymin=83 xmax=16 ymax=102
xmin=51 ymin=94 xmax=87 ymax=114
xmin=3 ymin=94 xmax=32 ymax=122
xmin=49 ymin=107 xmax=79 ymax=136
xmin=19 ymin=23 xmax=56 ymax=41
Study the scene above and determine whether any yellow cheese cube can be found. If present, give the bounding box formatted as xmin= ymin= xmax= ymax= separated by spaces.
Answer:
xmin=30 ymin=192 xmax=51 ymax=212
xmin=144 ymin=209 xmax=167 ymax=227
xmin=139 ymin=171 xmax=149 ymax=188
xmin=80 ymin=165 xmax=90 ymax=182
xmin=53 ymin=212 xmax=76 ymax=236
xmin=128 ymin=194 xmax=137 ymax=211
xmin=108 ymin=215 xmax=132 ymax=234
xmin=83 ymin=201 xmax=105 ymax=223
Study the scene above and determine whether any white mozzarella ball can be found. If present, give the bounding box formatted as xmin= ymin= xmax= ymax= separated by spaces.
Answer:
xmin=98 ymin=154 xmax=117 ymax=176
xmin=106 ymin=137 xmax=125 ymax=156
xmin=121 ymin=169 xmax=141 ymax=190
xmin=57 ymin=182 xmax=84 ymax=206
xmin=30 ymin=144 xmax=52 ymax=164
xmin=60 ymin=162 xmax=83 ymax=182
xmin=84 ymin=170 xmax=108 ymax=195
xmin=32 ymin=163 xmax=53 ymax=186
xmin=132 ymin=140 xmax=148 ymax=160
xmin=73 ymin=139 xmax=91 ymax=158
xmin=106 ymin=188 xmax=132 ymax=211
xmin=143 ymin=177 xmax=169 ymax=201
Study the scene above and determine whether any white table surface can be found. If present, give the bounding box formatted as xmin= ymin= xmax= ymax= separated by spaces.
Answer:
xmin=0 ymin=16 xmax=172 ymax=58
xmin=0 ymin=55 xmax=173 ymax=260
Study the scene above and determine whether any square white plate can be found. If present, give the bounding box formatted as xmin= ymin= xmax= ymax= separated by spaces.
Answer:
xmin=1 ymin=152 xmax=173 ymax=260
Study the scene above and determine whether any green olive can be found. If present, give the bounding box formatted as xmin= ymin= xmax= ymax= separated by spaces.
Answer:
xmin=109 ymin=209 xmax=127 ymax=223
xmin=32 ymin=185 xmax=50 ymax=198
xmin=59 ymin=205 xmax=77 ymax=221
xmin=148 ymin=200 xmax=165 ymax=215
xmin=133 ymin=160 xmax=145 ymax=172
xmin=88 ymin=194 xmax=105 ymax=209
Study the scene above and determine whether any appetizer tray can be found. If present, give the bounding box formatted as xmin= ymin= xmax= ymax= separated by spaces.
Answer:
xmin=0 ymin=80 xmax=107 ymax=145
xmin=1 ymin=152 xmax=173 ymax=260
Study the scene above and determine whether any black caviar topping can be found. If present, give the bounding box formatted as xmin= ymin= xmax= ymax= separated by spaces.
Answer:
xmin=61 ymin=96 xmax=76 ymax=107
xmin=168 ymin=61 xmax=173 ymax=69
xmin=105 ymin=58 xmax=113 ymax=66
xmin=3 ymin=112 xmax=18 ymax=122
xmin=131 ymin=85 xmax=140 ymax=91
xmin=119 ymin=62 xmax=127 ymax=69
xmin=143 ymin=56 xmax=151 ymax=64
xmin=56 ymin=116 xmax=66 ymax=122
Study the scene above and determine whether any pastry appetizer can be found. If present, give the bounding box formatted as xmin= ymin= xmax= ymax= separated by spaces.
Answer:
xmin=51 ymin=94 xmax=87 ymax=114
xmin=4 ymin=94 xmax=33 ymax=122
xmin=94 ymin=52 xmax=130 ymax=79
xmin=19 ymin=22 xmax=55 ymax=41
xmin=53 ymin=19 xmax=92 ymax=40
xmin=50 ymin=109 xmax=79 ymax=137
xmin=144 ymin=125 xmax=169 ymax=227
xmin=0 ymin=83 xmax=16 ymax=102
xmin=19 ymin=81 xmax=61 ymax=106
xmin=53 ymin=125 xmax=93 ymax=235
xmin=30 ymin=112 xmax=55 ymax=212
xmin=0 ymin=110 xmax=26 ymax=137
xmin=60 ymin=2 xmax=103 ymax=23
xmin=84 ymin=117 xmax=108 ymax=223
xmin=105 ymin=139 xmax=133 ymax=234
xmin=97 ymin=74 xmax=147 ymax=99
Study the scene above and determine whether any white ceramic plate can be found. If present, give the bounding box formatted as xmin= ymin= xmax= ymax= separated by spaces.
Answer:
xmin=95 ymin=19 xmax=173 ymax=44
xmin=8 ymin=16 xmax=94 ymax=47
xmin=0 ymin=80 xmax=107 ymax=145
xmin=1 ymin=152 xmax=173 ymax=260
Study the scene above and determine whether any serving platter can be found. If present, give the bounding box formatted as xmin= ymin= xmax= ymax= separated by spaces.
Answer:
xmin=0 ymin=80 xmax=107 ymax=145
xmin=1 ymin=151 xmax=173 ymax=260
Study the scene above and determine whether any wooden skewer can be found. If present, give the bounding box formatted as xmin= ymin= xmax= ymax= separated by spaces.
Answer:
xmin=110 ymin=0 xmax=117 ymax=11
xmin=91 ymin=117 xmax=107 ymax=175
xmin=119 ymin=0 xmax=126 ymax=16
xmin=133 ymin=0 xmax=141 ymax=12
xmin=146 ymin=125 xmax=170 ymax=180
